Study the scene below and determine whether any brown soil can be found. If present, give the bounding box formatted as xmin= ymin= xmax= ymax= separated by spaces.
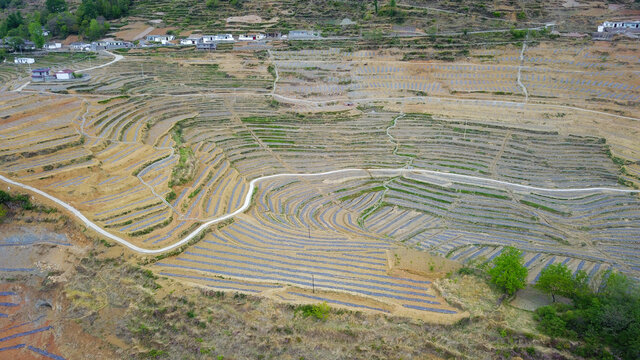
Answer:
xmin=114 ymin=22 xmax=155 ymax=41
xmin=226 ymin=15 xmax=264 ymax=24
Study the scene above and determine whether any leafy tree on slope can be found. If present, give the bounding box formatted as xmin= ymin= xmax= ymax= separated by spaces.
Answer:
xmin=535 ymin=263 xmax=576 ymax=302
xmin=488 ymin=246 xmax=528 ymax=295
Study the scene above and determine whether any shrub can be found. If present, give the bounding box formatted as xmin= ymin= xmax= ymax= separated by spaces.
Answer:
xmin=297 ymin=302 xmax=330 ymax=320
xmin=0 ymin=190 xmax=10 ymax=203
xmin=510 ymin=27 xmax=527 ymax=39
xmin=145 ymin=349 xmax=166 ymax=358
xmin=267 ymin=64 xmax=276 ymax=79
xmin=534 ymin=305 xmax=567 ymax=337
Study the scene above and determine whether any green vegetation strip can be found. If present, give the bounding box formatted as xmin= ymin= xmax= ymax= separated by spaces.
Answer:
xmin=518 ymin=200 xmax=568 ymax=216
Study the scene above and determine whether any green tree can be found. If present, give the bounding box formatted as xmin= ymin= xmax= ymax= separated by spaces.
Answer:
xmin=6 ymin=11 xmax=24 ymax=30
xmin=488 ymin=247 xmax=528 ymax=295
xmin=5 ymin=36 xmax=24 ymax=51
xmin=46 ymin=0 xmax=67 ymax=13
xmin=28 ymin=21 xmax=45 ymax=48
xmin=86 ymin=18 xmax=101 ymax=40
xmin=0 ymin=190 xmax=9 ymax=203
xmin=374 ymin=0 xmax=378 ymax=13
xmin=535 ymin=263 xmax=575 ymax=302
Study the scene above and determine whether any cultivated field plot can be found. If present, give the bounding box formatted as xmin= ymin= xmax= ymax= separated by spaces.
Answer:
xmin=1 ymin=43 xmax=639 ymax=318
xmin=271 ymin=44 xmax=640 ymax=112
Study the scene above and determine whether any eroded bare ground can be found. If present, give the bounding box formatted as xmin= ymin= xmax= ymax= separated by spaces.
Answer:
xmin=1 ymin=212 xmax=582 ymax=360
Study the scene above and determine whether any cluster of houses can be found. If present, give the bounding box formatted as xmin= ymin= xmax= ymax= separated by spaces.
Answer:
xmin=31 ymin=68 xmax=76 ymax=81
xmin=70 ymin=38 xmax=135 ymax=52
xmin=594 ymin=20 xmax=640 ymax=40
xmin=145 ymin=30 xmax=321 ymax=47
xmin=4 ymin=29 xmax=323 ymax=54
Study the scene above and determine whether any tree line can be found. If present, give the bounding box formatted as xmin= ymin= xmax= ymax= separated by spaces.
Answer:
xmin=0 ymin=0 xmax=131 ymax=49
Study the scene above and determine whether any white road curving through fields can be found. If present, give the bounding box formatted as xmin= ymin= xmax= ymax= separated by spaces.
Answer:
xmin=76 ymin=51 xmax=123 ymax=73
xmin=1 ymin=168 xmax=637 ymax=255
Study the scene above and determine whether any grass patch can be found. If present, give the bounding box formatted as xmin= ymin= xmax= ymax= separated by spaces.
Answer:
xmin=519 ymin=200 xmax=568 ymax=216
xmin=97 ymin=95 xmax=130 ymax=104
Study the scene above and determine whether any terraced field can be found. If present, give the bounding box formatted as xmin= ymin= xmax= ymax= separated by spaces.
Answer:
xmin=271 ymin=43 xmax=640 ymax=109
xmin=1 ymin=43 xmax=639 ymax=320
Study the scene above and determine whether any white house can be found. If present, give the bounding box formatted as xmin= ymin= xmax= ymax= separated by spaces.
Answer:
xmin=44 ymin=42 xmax=62 ymax=50
xmin=146 ymin=35 xmax=175 ymax=44
xmin=598 ymin=21 xmax=640 ymax=32
xmin=238 ymin=33 xmax=266 ymax=41
xmin=201 ymin=35 xmax=216 ymax=43
xmin=180 ymin=36 xmax=201 ymax=45
xmin=94 ymin=39 xmax=133 ymax=49
xmin=14 ymin=57 xmax=35 ymax=64
xmin=202 ymin=34 xmax=235 ymax=43
xmin=70 ymin=42 xmax=91 ymax=51
xmin=54 ymin=69 xmax=73 ymax=80
xmin=217 ymin=34 xmax=235 ymax=42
